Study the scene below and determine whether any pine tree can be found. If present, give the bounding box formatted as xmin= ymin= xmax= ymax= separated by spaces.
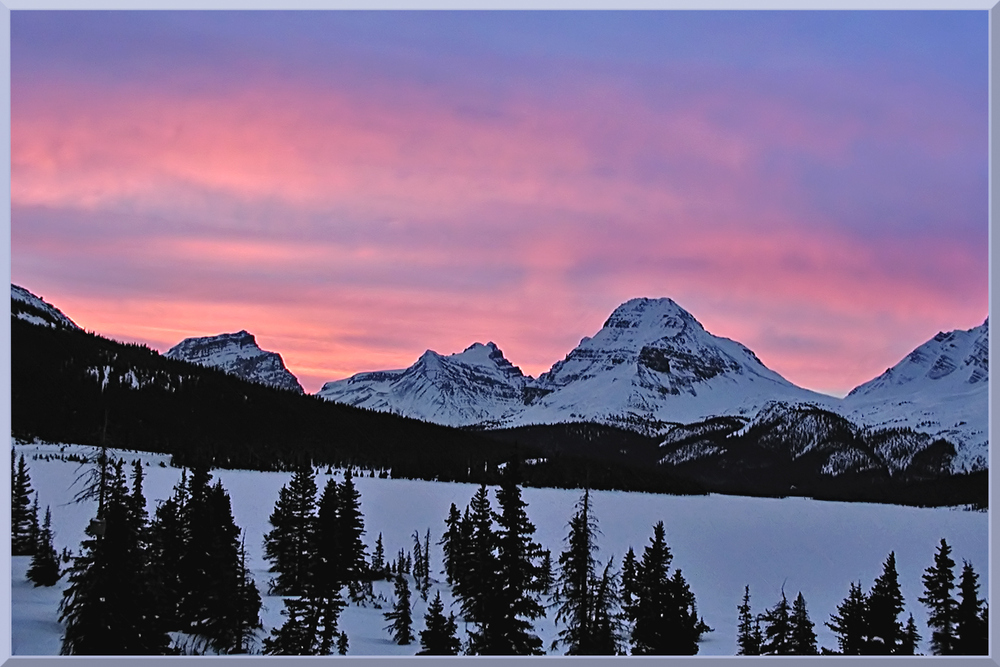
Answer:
xmin=337 ymin=468 xmax=369 ymax=592
xmin=230 ymin=532 xmax=263 ymax=654
xmin=59 ymin=459 xmax=172 ymax=654
xmin=899 ymin=613 xmax=921 ymax=655
xmin=383 ymin=574 xmax=415 ymax=645
xmin=11 ymin=452 xmax=37 ymax=556
xmin=316 ymin=477 xmax=343 ymax=593
xmin=27 ymin=506 xmax=61 ymax=586
xmin=621 ymin=546 xmax=638 ymax=616
xmin=147 ymin=469 xmax=190 ymax=628
xmin=954 ymin=560 xmax=988 ymax=655
xmin=412 ymin=530 xmax=425 ymax=581
xmin=760 ymin=591 xmax=792 ymax=655
xmin=537 ymin=549 xmax=554 ymax=595
xmin=553 ymin=489 xmax=599 ymax=655
xmin=440 ymin=503 xmax=462 ymax=585
xmin=372 ymin=532 xmax=386 ymax=576
xmin=866 ymin=551 xmax=905 ymax=654
xmin=826 ymin=581 xmax=868 ymax=654
xmin=262 ymin=465 xmax=318 ymax=595
xmin=418 ymin=591 xmax=461 ymax=655
xmin=736 ymin=585 xmax=761 ymax=655
xmin=455 ymin=484 xmax=497 ymax=653
xmin=919 ymin=538 xmax=957 ymax=655
xmin=488 ymin=457 xmax=545 ymax=655
xmin=262 ymin=595 xmax=323 ymax=655
xmin=591 ymin=558 xmax=626 ymax=655
xmin=789 ymin=592 xmax=818 ymax=655
xmin=629 ymin=521 xmax=706 ymax=655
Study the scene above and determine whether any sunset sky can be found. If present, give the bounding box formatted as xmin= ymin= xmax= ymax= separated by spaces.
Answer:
xmin=11 ymin=10 xmax=988 ymax=397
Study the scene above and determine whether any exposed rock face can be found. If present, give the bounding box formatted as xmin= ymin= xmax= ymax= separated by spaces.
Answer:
xmin=165 ymin=330 xmax=304 ymax=394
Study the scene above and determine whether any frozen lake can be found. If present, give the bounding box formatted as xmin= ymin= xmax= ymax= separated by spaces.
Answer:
xmin=10 ymin=441 xmax=989 ymax=656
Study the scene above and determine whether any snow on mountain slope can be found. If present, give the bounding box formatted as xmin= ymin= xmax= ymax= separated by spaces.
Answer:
xmin=165 ymin=330 xmax=304 ymax=394
xmin=510 ymin=298 xmax=833 ymax=432
xmin=317 ymin=342 xmax=528 ymax=427
xmin=11 ymin=285 xmax=81 ymax=330
xmin=839 ymin=319 xmax=988 ymax=472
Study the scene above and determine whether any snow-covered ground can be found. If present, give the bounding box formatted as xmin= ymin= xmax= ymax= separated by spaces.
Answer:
xmin=10 ymin=441 xmax=988 ymax=656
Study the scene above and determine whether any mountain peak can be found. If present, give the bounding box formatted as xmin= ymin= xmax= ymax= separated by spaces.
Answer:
xmin=166 ymin=331 xmax=304 ymax=394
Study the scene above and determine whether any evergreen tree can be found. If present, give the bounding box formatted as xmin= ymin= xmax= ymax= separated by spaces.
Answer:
xmin=789 ymin=592 xmax=818 ymax=655
xmin=230 ymin=532 xmax=263 ymax=654
xmin=621 ymin=546 xmax=638 ymax=616
xmin=954 ymin=560 xmax=988 ymax=655
xmin=262 ymin=465 xmax=318 ymax=595
xmin=372 ymin=532 xmax=386 ymax=576
xmin=412 ymin=530 xmax=425 ymax=580
xmin=488 ymin=457 xmax=545 ymax=655
xmin=826 ymin=581 xmax=868 ymax=655
xmin=760 ymin=591 xmax=792 ymax=655
xmin=736 ymin=585 xmax=761 ymax=655
xmin=866 ymin=551 xmax=905 ymax=654
xmin=27 ymin=506 xmax=61 ymax=587
xmin=383 ymin=575 xmax=415 ymax=645
xmin=147 ymin=470 xmax=189 ymax=628
xmin=262 ymin=596 xmax=323 ymax=655
xmin=440 ymin=503 xmax=463 ymax=585
xmin=337 ymin=468 xmax=369 ymax=592
xmin=900 ymin=613 xmax=921 ymax=655
xmin=28 ymin=493 xmax=41 ymax=554
xmin=11 ymin=452 xmax=37 ymax=556
xmin=591 ymin=558 xmax=626 ymax=655
xmin=919 ymin=538 xmax=957 ymax=655
xmin=629 ymin=521 xmax=706 ymax=655
xmin=418 ymin=591 xmax=461 ymax=655
xmin=455 ymin=484 xmax=497 ymax=653
xmin=537 ymin=549 xmax=554 ymax=596
xmin=316 ymin=477 xmax=343 ymax=593
xmin=59 ymin=459 xmax=172 ymax=655
xmin=553 ymin=489 xmax=599 ymax=655
xmin=337 ymin=632 xmax=349 ymax=655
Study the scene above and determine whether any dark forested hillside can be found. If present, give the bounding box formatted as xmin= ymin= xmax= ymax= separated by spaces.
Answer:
xmin=11 ymin=317 xmax=521 ymax=482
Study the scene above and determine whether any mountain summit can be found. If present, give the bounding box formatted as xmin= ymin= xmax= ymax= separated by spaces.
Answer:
xmin=319 ymin=298 xmax=829 ymax=432
xmin=317 ymin=341 xmax=528 ymax=427
xmin=166 ymin=330 xmax=304 ymax=394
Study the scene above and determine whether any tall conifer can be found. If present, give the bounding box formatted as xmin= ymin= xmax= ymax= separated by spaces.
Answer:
xmin=919 ymin=538 xmax=957 ymax=655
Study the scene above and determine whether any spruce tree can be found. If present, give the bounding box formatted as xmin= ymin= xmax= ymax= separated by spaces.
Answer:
xmin=337 ymin=468 xmax=369 ymax=593
xmin=337 ymin=632 xmax=349 ymax=655
xmin=440 ymin=503 xmax=462 ymax=585
xmin=553 ymin=489 xmax=599 ymax=655
xmin=384 ymin=574 xmax=415 ymax=645
xmin=736 ymin=585 xmax=761 ymax=655
xmin=760 ymin=591 xmax=792 ymax=655
xmin=59 ymin=459 xmax=172 ymax=654
xmin=629 ymin=521 xmax=706 ymax=655
xmin=826 ymin=581 xmax=868 ymax=654
xmin=372 ymin=532 xmax=386 ymax=577
xmin=418 ymin=591 xmax=461 ymax=655
xmin=789 ymin=592 xmax=818 ymax=655
xmin=489 ymin=457 xmax=545 ymax=655
xmin=262 ymin=465 xmax=318 ymax=595
xmin=954 ymin=560 xmax=988 ymax=655
xmin=262 ymin=595 xmax=323 ymax=655
xmin=316 ymin=477 xmax=343 ymax=593
xmin=866 ymin=551 xmax=905 ymax=654
xmin=900 ymin=613 xmax=921 ymax=655
xmin=919 ymin=538 xmax=957 ymax=655
xmin=147 ymin=470 xmax=189 ymax=628
xmin=27 ymin=506 xmax=61 ymax=587
xmin=455 ymin=484 xmax=497 ymax=653
xmin=621 ymin=546 xmax=638 ymax=617
xmin=11 ymin=452 xmax=37 ymax=556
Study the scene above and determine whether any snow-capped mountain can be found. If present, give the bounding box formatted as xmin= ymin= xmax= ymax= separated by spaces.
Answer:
xmin=10 ymin=285 xmax=80 ymax=330
xmin=511 ymin=298 xmax=832 ymax=432
xmin=839 ymin=319 xmax=988 ymax=472
xmin=317 ymin=342 xmax=528 ymax=427
xmin=166 ymin=330 xmax=304 ymax=394
xmin=320 ymin=298 xmax=831 ymax=433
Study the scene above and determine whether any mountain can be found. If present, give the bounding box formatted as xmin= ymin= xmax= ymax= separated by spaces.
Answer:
xmin=165 ymin=330 xmax=305 ymax=394
xmin=11 ymin=285 xmax=81 ymax=330
xmin=320 ymin=298 xmax=831 ymax=434
xmin=838 ymin=318 xmax=988 ymax=472
xmin=511 ymin=297 xmax=832 ymax=432
xmin=317 ymin=342 xmax=528 ymax=427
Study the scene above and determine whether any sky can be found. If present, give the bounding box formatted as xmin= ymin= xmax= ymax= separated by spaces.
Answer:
xmin=11 ymin=10 xmax=989 ymax=397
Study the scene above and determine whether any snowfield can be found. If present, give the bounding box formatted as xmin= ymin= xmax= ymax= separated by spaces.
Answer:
xmin=9 ymin=441 xmax=988 ymax=656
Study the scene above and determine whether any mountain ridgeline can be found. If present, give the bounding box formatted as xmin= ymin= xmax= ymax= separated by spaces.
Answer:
xmin=9 ymin=286 xmax=988 ymax=507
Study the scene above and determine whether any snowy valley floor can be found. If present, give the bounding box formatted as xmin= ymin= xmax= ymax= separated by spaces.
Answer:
xmin=9 ymin=441 xmax=989 ymax=656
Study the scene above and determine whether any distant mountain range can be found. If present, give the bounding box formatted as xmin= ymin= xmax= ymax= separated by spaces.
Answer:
xmin=10 ymin=284 xmax=988 ymax=493
xmin=316 ymin=297 xmax=988 ymax=474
